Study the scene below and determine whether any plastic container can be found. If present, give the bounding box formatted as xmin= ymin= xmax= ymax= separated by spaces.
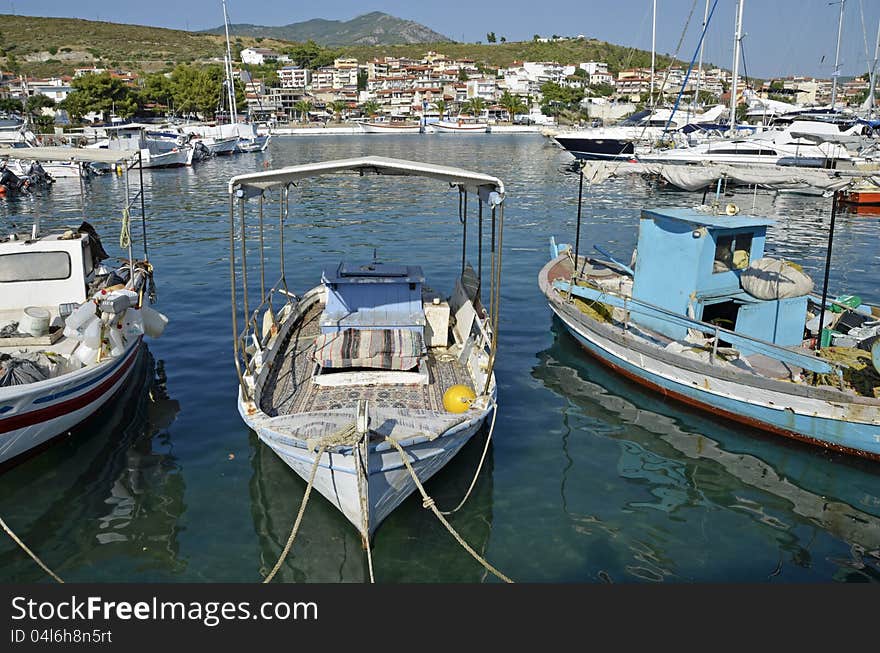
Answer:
xmin=21 ymin=307 xmax=50 ymax=336
xmin=63 ymin=302 xmax=97 ymax=332
xmin=121 ymin=309 xmax=145 ymax=340
xmin=74 ymin=343 xmax=99 ymax=365
xmin=82 ymin=320 xmax=102 ymax=349
xmin=141 ymin=305 xmax=168 ymax=338
xmin=108 ymin=326 xmax=125 ymax=357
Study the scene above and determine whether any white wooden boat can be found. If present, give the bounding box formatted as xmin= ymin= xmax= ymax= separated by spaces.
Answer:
xmin=434 ymin=119 xmax=489 ymax=133
xmin=360 ymin=118 xmax=424 ymax=134
xmin=0 ymin=148 xmax=167 ymax=468
xmin=227 ymin=156 xmax=506 ymax=541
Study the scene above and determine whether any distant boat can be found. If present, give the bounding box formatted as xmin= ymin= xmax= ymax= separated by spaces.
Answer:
xmin=360 ymin=117 xmax=424 ymax=134
xmin=434 ymin=118 xmax=489 ymax=133
xmin=540 ymin=204 xmax=880 ymax=461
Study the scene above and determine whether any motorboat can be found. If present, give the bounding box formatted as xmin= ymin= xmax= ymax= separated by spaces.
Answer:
xmin=553 ymin=105 xmax=727 ymax=160
xmin=0 ymin=148 xmax=168 ymax=468
xmin=540 ymin=197 xmax=880 ymax=461
xmin=88 ymin=124 xmax=194 ymax=168
xmin=227 ymin=156 xmax=506 ymax=542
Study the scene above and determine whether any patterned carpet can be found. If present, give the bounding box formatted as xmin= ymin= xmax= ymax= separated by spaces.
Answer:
xmin=260 ymin=303 xmax=473 ymax=417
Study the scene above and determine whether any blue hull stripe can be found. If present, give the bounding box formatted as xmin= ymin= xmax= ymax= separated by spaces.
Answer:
xmin=32 ymin=346 xmax=132 ymax=405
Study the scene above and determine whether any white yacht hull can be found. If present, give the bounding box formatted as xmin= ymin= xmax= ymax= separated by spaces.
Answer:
xmin=434 ymin=121 xmax=489 ymax=133
xmin=360 ymin=122 xmax=423 ymax=134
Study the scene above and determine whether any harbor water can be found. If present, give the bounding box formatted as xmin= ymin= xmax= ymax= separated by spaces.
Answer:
xmin=1 ymin=134 xmax=879 ymax=582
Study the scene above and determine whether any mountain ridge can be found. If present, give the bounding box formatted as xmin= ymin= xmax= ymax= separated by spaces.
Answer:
xmin=201 ymin=11 xmax=452 ymax=46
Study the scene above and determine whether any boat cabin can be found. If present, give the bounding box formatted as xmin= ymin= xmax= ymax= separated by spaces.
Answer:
xmin=631 ymin=208 xmax=807 ymax=354
xmin=0 ymin=230 xmax=94 ymax=315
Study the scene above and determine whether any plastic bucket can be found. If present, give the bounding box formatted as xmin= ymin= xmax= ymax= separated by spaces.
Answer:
xmin=21 ymin=307 xmax=50 ymax=336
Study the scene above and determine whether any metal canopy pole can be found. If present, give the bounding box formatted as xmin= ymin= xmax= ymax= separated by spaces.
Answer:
xmin=815 ymin=191 xmax=839 ymax=352
xmin=573 ymin=164 xmax=584 ymax=271
xmin=239 ymin=196 xmax=249 ymax=325
xmin=478 ymin=198 xmax=483 ymax=298
xmin=482 ymin=201 xmax=503 ymax=396
xmin=138 ymin=151 xmax=148 ymax=260
xmin=258 ymin=193 xmax=265 ymax=300
xmin=229 ymin=193 xmax=246 ymax=394
xmin=280 ymin=186 xmax=288 ymax=296
xmin=490 ymin=205 xmax=496 ymax=319
xmin=460 ymin=189 xmax=468 ymax=274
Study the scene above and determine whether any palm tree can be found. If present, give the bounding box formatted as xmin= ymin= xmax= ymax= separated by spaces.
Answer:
xmin=462 ymin=97 xmax=486 ymax=118
xmin=293 ymin=99 xmax=312 ymax=125
xmin=329 ymin=100 xmax=348 ymax=123
xmin=360 ymin=100 xmax=380 ymax=118
xmin=434 ymin=99 xmax=447 ymax=121
xmin=499 ymin=91 xmax=526 ymax=124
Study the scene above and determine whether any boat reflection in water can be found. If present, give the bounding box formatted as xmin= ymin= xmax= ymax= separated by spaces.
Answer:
xmin=0 ymin=348 xmax=183 ymax=582
xmin=249 ymin=423 xmax=495 ymax=582
xmin=533 ymin=320 xmax=880 ymax=583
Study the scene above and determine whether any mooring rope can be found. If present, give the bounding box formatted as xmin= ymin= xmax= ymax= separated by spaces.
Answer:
xmin=354 ymin=435 xmax=375 ymax=583
xmin=0 ymin=516 xmax=64 ymax=583
xmin=385 ymin=437 xmax=513 ymax=583
xmin=440 ymin=400 xmax=497 ymax=516
xmin=119 ymin=206 xmax=131 ymax=249
xmin=262 ymin=445 xmax=325 ymax=583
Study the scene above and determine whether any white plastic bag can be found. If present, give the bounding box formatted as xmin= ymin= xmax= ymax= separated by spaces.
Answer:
xmin=740 ymin=258 xmax=814 ymax=300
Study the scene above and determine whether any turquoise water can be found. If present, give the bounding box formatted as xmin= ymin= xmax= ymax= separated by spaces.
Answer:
xmin=1 ymin=134 xmax=879 ymax=583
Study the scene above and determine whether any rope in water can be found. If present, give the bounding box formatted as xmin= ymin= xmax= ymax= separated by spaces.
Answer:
xmin=440 ymin=400 xmax=497 ymax=516
xmin=0 ymin=516 xmax=64 ymax=583
xmin=385 ymin=436 xmax=513 ymax=583
xmin=262 ymin=445 xmax=325 ymax=583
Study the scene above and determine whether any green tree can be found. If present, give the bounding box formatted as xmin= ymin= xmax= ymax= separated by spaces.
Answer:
xmin=500 ymin=36 xmax=506 ymax=43
xmin=357 ymin=69 xmax=369 ymax=92
xmin=0 ymin=97 xmax=24 ymax=113
xmin=591 ymin=83 xmax=615 ymax=97
xmin=498 ymin=91 xmax=525 ymax=123
xmin=286 ymin=40 xmax=338 ymax=69
xmin=462 ymin=96 xmax=486 ymax=117
xmin=26 ymin=94 xmax=56 ymax=115
xmin=434 ymin=99 xmax=447 ymax=120
xmin=539 ymin=81 xmax=584 ymax=115
xmin=487 ymin=32 xmax=496 ymax=43
xmin=293 ymin=99 xmax=312 ymax=124
xmin=458 ymin=68 xmax=469 ymax=82
xmin=360 ymin=100 xmax=380 ymax=117
xmin=329 ymin=99 xmax=348 ymax=122
xmin=61 ymin=72 xmax=138 ymax=121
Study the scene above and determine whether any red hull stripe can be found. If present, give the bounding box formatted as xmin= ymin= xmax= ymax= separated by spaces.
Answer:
xmin=0 ymin=346 xmax=139 ymax=435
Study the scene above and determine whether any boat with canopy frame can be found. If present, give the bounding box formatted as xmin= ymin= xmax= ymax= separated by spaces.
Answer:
xmin=227 ymin=156 xmax=506 ymax=543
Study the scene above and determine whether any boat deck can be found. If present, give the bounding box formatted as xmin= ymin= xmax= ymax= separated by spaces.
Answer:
xmin=260 ymin=303 xmax=474 ymax=417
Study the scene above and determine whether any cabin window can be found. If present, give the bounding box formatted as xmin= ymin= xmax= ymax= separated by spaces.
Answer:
xmin=713 ymin=234 xmax=753 ymax=273
xmin=0 ymin=251 xmax=72 ymax=282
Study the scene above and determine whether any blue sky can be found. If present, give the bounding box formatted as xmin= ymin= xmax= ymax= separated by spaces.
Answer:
xmin=5 ymin=0 xmax=880 ymax=79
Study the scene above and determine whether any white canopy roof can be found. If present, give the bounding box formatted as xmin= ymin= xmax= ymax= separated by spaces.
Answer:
xmin=0 ymin=146 xmax=135 ymax=164
xmin=228 ymin=156 xmax=505 ymax=199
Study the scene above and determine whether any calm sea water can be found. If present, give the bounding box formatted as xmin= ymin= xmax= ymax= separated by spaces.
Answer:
xmin=1 ymin=134 xmax=879 ymax=583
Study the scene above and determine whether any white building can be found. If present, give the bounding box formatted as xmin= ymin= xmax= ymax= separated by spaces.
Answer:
xmin=579 ymin=61 xmax=609 ymax=76
xmin=240 ymin=48 xmax=280 ymax=66
xmin=277 ymin=66 xmax=311 ymax=89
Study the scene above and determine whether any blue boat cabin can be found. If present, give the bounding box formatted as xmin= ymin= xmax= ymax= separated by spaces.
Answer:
xmin=320 ymin=261 xmax=427 ymax=335
xmin=631 ymin=208 xmax=807 ymax=355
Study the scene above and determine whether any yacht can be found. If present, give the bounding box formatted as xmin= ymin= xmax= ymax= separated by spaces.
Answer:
xmin=553 ymin=105 xmax=727 ymax=160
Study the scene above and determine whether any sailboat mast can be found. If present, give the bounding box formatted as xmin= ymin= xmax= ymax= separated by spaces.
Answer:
xmin=222 ymin=0 xmax=238 ymax=124
xmin=830 ymin=0 xmax=845 ymax=107
xmin=650 ymin=0 xmax=657 ymax=103
xmin=729 ymin=0 xmax=744 ymax=136
xmin=868 ymin=16 xmax=880 ymax=116
xmin=691 ymin=0 xmax=711 ymax=119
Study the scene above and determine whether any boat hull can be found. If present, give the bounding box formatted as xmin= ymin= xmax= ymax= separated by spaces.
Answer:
xmin=433 ymin=121 xmax=488 ymax=133
xmin=0 ymin=338 xmax=142 ymax=468
xmin=539 ymin=257 xmax=880 ymax=460
xmin=246 ymin=401 xmax=488 ymax=538
xmin=236 ymin=134 xmax=271 ymax=153
xmin=840 ymin=190 xmax=880 ymax=206
xmin=553 ymin=136 xmax=637 ymax=161
xmin=360 ymin=122 xmax=423 ymax=134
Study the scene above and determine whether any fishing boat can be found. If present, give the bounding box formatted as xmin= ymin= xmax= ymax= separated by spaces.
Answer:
xmin=539 ymin=193 xmax=880 ymax=460
xmin=434 ymin=118 xmax=489 ymax=133
xmin=359 ymin=117 xmax=424 ymax=134
xmin=0 ymin=148 xmax=168 ymax=468
xmin=227 ymin=156 xmax=505 ymax=542
xmin=839 ymin=182 xmax=880 ymax=206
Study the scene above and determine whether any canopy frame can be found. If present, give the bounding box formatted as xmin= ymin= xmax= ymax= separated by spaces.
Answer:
xmin=228 ymin=156 xmax=506 ymax=401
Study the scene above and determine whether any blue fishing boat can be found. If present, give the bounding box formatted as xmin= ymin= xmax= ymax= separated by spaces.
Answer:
xmin=539 ymin=201 xmax=880 ymax=461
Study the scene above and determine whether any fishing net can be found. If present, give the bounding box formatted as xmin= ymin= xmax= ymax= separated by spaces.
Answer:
xmin=816 ymin=347 xmax=880 ymax=398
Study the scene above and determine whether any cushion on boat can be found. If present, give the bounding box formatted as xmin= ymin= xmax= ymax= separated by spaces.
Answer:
xmin=313 ymin=328 xmax=424 ymax=370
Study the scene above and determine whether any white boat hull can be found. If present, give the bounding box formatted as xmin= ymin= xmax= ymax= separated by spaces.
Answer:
xmin=433 ymin=121 xmax=489 ymax=133
xmin=360 ymin=122 xmax=423 ymax=134
xmin=0 ymin=339 xmax=142 ymax=467
xmin=245 ymin=400 xmax=489 ymax=537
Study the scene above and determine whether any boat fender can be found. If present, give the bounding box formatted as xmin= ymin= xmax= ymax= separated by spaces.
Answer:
xmin=443 ymin=385 xmax=476 ymax=413
xmin=141 ymin=305 xmax=168 ymax=338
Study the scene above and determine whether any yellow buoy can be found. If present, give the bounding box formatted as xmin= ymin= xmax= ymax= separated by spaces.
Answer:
xmin=443 ymin=385 xmax=476 ymax=413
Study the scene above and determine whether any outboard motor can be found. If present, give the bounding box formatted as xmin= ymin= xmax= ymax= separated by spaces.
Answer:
xmin=0 ymin=167 xmax=29 ymax=196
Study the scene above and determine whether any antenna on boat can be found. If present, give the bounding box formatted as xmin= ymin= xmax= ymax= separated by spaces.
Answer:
xmin=814 ymin=190 xmax=839 ymax=353
xmin=573 ymin=161 xmax=585 ymax=274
